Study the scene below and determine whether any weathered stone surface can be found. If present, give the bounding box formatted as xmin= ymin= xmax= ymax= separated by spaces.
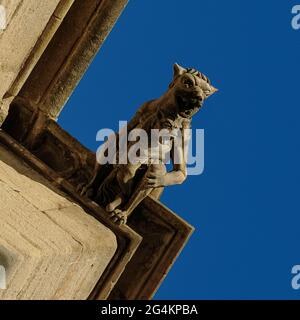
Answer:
xmin=0 ymin=1 xmax=61 ymax=98
xmin=0 ymin=0 xmax=129 ymax=123
xmin=0 ymin=0 xmax=22 ymax=28
xmin=0 ymin=143 xmax=117 ymax=300
xmin=109 ymin=197 xmax=194 ymax=300
xmin=18 ymin=0 xmax=129 ymax=119
xmin=0 ymin=0 xmax=75 ymax=124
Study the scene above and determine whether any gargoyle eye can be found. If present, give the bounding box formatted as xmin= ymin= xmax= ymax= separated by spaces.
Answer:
xmin=183 ymin=78 xmax=193 ymax=88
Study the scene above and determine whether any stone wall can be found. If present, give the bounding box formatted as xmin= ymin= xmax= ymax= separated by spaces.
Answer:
xmin=0 ymin=0 xmax=75 ymax=123
xmin=0 ymin=0 xmax=129 ymax=124
xmin=0 ymin=142 xmax=117 ymax=300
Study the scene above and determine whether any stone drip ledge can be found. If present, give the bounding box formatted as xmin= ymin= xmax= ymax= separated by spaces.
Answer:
xmin=0 ymin=129 xmax=142 ymax=300
xmin=0 ymin=141 xmax=119 ymax=300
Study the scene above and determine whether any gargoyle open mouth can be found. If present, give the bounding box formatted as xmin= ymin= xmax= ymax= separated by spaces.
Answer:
xmin=177 ymin=95 xmax=203 ymax=118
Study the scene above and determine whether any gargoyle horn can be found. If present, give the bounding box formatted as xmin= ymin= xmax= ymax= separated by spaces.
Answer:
xmin=173 ymin=63 xmax=186 ymax=78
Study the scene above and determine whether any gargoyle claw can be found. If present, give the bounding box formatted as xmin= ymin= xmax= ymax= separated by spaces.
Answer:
xmin=109 ymin=209 xmax=127 ymax=225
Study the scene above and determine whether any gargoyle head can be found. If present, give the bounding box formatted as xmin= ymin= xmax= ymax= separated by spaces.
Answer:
xmin=169 ymin=63 xmax=217 ymax=118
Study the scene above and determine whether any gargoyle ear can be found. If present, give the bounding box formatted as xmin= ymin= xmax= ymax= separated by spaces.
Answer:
xmin=205 ymin=85 xmax=218 ymax=98
xmin=173 ymin=63 xmax=186 ymax=78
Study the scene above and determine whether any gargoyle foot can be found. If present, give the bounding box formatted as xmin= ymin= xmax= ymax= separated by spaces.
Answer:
xmin=109 ymin=209 xmax=127 ymax=226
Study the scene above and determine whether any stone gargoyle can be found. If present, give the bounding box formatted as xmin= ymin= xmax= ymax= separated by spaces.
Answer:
xmin=79 ymin=63 xmax=217 ymax=225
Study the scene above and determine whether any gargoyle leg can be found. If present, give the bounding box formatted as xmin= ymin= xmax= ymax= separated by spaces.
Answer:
xmin=108 ymin=168 xmax=153 ymax=225
xmin=122 ymin=168 xmax=153 ymax=217
xmin=106 ymin=194 xmax=124 ymax=212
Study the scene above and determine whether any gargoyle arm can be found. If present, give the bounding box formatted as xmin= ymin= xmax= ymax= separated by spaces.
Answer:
xmin=163 ymin=131 xmax=188 ymax=186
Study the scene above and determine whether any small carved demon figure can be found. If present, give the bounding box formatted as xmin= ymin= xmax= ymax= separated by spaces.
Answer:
xmin=80 ymin=64 xmax=217 ymax=225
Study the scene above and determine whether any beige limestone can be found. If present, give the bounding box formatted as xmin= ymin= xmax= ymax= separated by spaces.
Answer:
xmin=0 ymin=143 xmax=117 ymax=300
xmin=0 ymin=1 xmax=61 ymax=97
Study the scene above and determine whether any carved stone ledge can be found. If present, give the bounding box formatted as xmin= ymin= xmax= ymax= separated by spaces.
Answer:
xmin=0 ymin=134 xmax=119 ymax=300
xmin=0 ymin=129 xmax=142 ymax=300
xmin=109 ymin=197 xmax=194 ymax=300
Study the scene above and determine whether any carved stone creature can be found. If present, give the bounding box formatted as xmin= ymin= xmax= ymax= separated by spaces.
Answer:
xmin=79 ymin=64 xmax=217 ymax=225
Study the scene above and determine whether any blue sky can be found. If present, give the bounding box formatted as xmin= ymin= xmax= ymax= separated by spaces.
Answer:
xmin=59 ymin=1 xmax=300 ymax=299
